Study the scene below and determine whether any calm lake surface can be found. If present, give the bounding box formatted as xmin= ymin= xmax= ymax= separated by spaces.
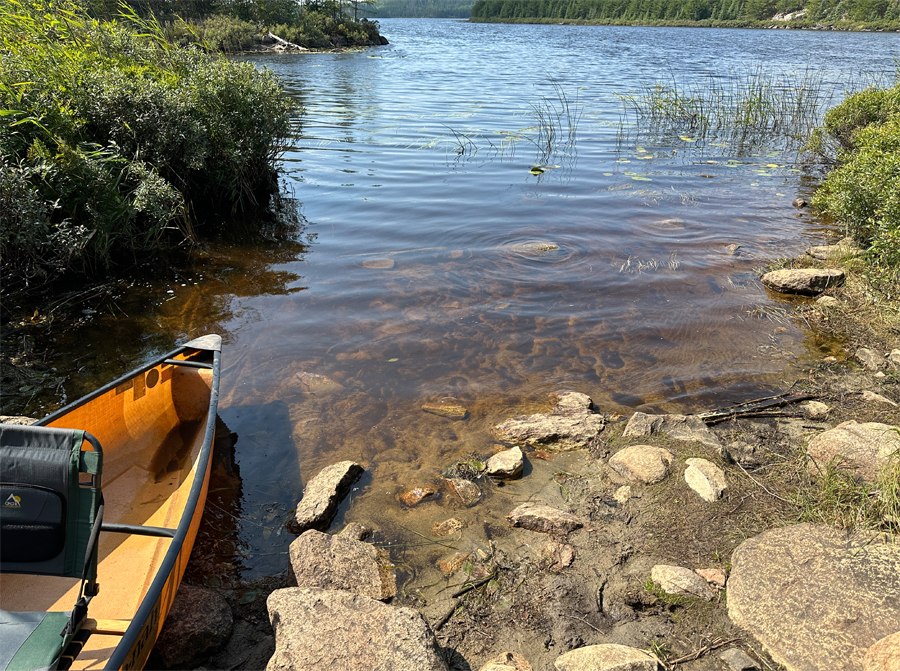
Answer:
xmin=27 ymin=21 xmax=900 ymax=580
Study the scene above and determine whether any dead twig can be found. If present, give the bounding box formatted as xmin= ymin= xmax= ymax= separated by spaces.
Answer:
xmin=451 ymin=570 xmax=498 ymax=598
xmin=560 ymin=613 xmax=603 ymax=633
xmin=667 ymin=637 xmax=740 ymax=665
xmin=735 ymin=461 xmax=794 ymax=505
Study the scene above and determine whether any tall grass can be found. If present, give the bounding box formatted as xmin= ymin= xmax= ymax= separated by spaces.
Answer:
xmin=529 ymin=80 xmax=584 ymax=161
xmin=619 ymin=68 xmax=829 ymax=150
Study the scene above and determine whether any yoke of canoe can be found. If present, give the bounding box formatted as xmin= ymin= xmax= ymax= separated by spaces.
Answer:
xmin=1 ymin=335 xmax=222 ymax=671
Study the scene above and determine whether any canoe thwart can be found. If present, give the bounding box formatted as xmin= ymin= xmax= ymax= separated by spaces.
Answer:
xmin=101 ymin=523 xmax=176 ymax=538
xmin=163 ymin=359 xmax=214 ymax=370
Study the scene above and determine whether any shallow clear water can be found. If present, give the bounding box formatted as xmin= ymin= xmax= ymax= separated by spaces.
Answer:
xmin=22 ymin=21 xmax=900 ymax=579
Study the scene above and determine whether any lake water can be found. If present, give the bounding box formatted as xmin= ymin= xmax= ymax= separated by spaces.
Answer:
xmin=20 ymin=21 xmax=900 ymax=581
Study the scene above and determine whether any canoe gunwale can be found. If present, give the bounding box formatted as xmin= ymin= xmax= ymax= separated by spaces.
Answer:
xmin=34 ymin=337 xmax=222 ymax=671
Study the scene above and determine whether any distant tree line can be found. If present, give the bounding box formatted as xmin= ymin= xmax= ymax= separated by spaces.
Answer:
xmin=470 ymin=0 xmax=900 ymax=24
xmin=373 ymin=0 xmax=472 ymax=17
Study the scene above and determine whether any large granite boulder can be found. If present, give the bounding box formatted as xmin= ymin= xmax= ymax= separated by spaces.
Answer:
xmin=760 ymin=268 xmax=845 ymax=296
xmin=153 ymin=584 xmax=233 ymax=668
xmin=288 ymin=461 xmax=364 ymax=534
xmin=288 ymin=530 xmax=396 ymax=600
xmin=267 ymin=587 xmax=448 ymax=671
xmin=623 ymin=412 xmax=721 ymax=449
xmin=807 ymin=421 xmax=900 ymax=482
xmin=493 ymin=391 xmax=605 ymax=452
xmin=728 ymin=523 xmax=900 ymax=671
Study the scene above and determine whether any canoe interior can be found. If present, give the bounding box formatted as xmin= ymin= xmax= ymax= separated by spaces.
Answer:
xmin=0 ymin=350 xmax=215 ymax=670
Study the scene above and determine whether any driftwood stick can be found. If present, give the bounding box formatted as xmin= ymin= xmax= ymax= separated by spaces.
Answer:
xmin=267 ymin=31 xmax=306 ymax=51
xmin=668 ymin=637 xmax=740 ymax=665
xmin=451 ymin=571 xmax=498 ymax=598
xmin=696 ymin=394 xmax=815 ymax=423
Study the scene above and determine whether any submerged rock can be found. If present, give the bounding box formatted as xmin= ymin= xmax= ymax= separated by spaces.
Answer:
xmin=760 ymin=268 xmax=845 ymax=296
xmin=507 ymin=503 xmax=582 ymax=535
xmin=266 ymin=588 xmax=448 ymax=671
xmin=288 ymin=461 xmax=364 ymax=534
xmin=446 ymin=478 xmax=481 ymax=506
xmin=727 ymin=523 xmax=900 ymax=671
xmin=623 ymin=411 xmax=721 ymax=449
xmin=422 ymin=401 xmax=468 ymax=419
xmin=493 ymin=391 xmax=605 ymax=452
xmin=154 ymin=584 xmax=233 ymax=668
xmin=608 ymin=445 xmax=675 ymax=485
xmin=864 ymin=632 xmax=900 ymax=671
xmin=807 ymin=420 xmax=900 ymax=482
xmin=437 ymin=552 xmax=470 ymax=575
xmin=296 ymin=371 xmax=344 ymax=395
xmin=432 ymin=518 xmax=465 ymax=538
xmin=400 ymin=485 xmax=438 ymax=506
xmin=288 ymin=530 xmax=396 ymax=601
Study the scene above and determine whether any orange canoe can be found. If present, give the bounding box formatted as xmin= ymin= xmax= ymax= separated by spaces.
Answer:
xmin=1 ymin=334 xmax=222 ymax=670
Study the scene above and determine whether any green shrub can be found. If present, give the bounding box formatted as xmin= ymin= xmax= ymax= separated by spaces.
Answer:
xmin=0 ymin=0 xmax=295 ymax=293
xmin=198 ymin=14 xmax=260 ymax=53
xmin=813 ymin=114 xmax=900 ymax=280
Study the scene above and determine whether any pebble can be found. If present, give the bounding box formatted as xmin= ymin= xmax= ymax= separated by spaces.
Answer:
xmin=684 ymin=458 xmax=727 ymax=502
xmin=437 ymin=552 xmax=470 ymax=575
xmin=399 ymin=486 xmax=438 ymax=506
xmin=431 ymin=518 xmax=465 ymax=538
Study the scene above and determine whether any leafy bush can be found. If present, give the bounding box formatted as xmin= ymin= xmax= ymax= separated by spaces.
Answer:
xmin=0 ymin=0 xmax=295 ymax=293
xmin=198 ymin=14 xmax=260 ymax=52
xmin=810 ymin=81 xmax=900 ymax=284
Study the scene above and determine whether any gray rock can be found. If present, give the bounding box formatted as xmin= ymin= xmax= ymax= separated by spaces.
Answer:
xmin=446 ymin=477 xmax=481 ymax=506
xmin=266 ymin=587 xmax=448 ymax=671
xmin=553 ymin=643 xmax=658 ymax=670
xmin=288 ymin=530 xmax=396 ymax=600
xmin=296 ymin=371 xmax=344 ymax=394
xmin=761 ymin=268 xmax=845 ymax=296
xmin=888 ymin=349 xmax=900 ymax=369
xmin=623 ymin=412 xmax=721 ymax=449
xmin=807 ymin=421 xmax=900 ymax=482
xmin=486 ymin=446 xmax=524 ymax=479
xmin=153 ymin=584 xmax=233 ymax=668
xmin=608 ymin=445 xmax=675 ymax=484
xmin=719 ymin=647 xmax=759 ymax=671
xmin=800 ymin=401 xmax=830 ymax=419
xmin=684 ymin=458 xmax=727 ymax=502
xmin=808 ymin=237 xmax=860 ymax=261
xmin=493 ymin=391 xmax=605 ymax=452
xmin=725 ymin=441 xmax=766 ymax=468
xmin=861 ymin=390 xmax=898 ymax=407
xmin=507 ymin=503 xmax=583 ymax=535
xmin=857 ymin=347 xmax=887 ymax=371
xmin=288 ymin=461 xmax=364 ymax=534
xmin=728 ymin=523 xmax=900 ymax=671
xmin=816 ymin=295 xmax=840 ymax=307
xmin=651 ymin=565 xmax=716 ymax=601
xmin=793 ymin=197 xmax=809 ymax=209
xmin=864 ymin=631 xmax=900 ymax=671
xmin=0 ymin=416 xmax=37 ymax=425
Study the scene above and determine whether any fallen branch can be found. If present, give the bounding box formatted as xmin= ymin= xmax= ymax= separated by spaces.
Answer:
xmin=451 ymin=570 xmax=498 ymax=598
xmin=696 ymin=392 xmax=815 ymax=424
xmin=266 ymin=32 xmax=307 ymax=51
xmin=736 ymin=461 xmax=794 ymax=505
xmin=668 ymin=637 xmax=740 ymax=665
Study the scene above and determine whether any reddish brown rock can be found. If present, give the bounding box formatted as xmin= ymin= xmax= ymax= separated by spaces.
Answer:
xmin=400 ymin=485 xmax=438 ymax=506
xmin=432 ymin=518 xmax=465 ymax=538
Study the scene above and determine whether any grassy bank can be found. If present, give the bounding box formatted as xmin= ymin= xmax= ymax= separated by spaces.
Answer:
xmin=0 ymin=0 xmax=294 ymax=295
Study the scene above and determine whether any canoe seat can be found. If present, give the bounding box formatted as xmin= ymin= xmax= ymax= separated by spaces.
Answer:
xmin=0 ymin=425 xmax=104 ymax=671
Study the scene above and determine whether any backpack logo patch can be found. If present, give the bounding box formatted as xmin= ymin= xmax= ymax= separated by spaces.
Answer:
xmin=3 ymin=493 xmax=22 ymax=508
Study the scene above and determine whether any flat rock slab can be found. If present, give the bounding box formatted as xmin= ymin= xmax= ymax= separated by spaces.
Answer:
xmin=422 ymin=401 xmax=468 ymax=419
xmin=288 ymin=461 xmax=363 ymax=534
xmin=153 ymin=584 xmax=233 ymax=668
xmin=623 ymin=412 xmax=721 ymax=449
xmin=554 ymin=643 xmax=658 ymax=670
xmin=761 ymin=268 xmax=845 ymax=296
xmin=864 ymin=631 xmax=900 ymax=671
xmin=807 ymin=421 xmax=900 ymax=482
xmin=807 ymin=238 xmax=860 ymax=261
xmin=507 ymin=503 xmax=583 ymax=535
xmin=856 ymin=347 xmax=887 ymax=371
xmin=267 ymin=587 xmax=448 ymax=671
xmin=684 ymin=458 xmax=727 ymax=502
xmin=486 ymin=446 xmax=524 ymax=479
xmin=288 ymin=530 xmax=396 ymax=600
xmin=728 ymin=523 xmax=900 ymax=671
xmin=608 ymin=445 xmax=675 ymax=484
xmin=651 ymin=565 xmax=716 ymax=601
xmin=493 ymin=391 xmax=605 ymax=452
